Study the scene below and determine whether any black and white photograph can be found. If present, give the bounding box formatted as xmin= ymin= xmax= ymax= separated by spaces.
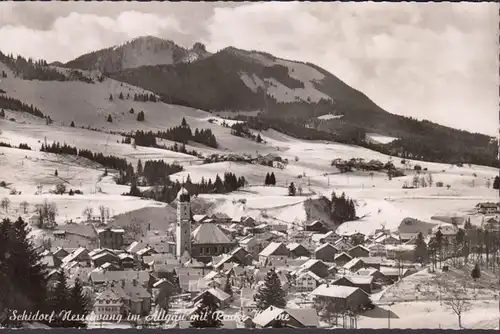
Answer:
xmin=0 ymin=1 xmax=499 ymax=330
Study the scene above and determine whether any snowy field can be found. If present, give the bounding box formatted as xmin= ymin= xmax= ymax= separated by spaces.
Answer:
xmin=1 ymin=107 xmax=498 ymax=235
xmin=359 ymin=300 xmax=499 ymax=329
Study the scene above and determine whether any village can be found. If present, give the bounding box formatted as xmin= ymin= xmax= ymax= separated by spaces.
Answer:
xmin=32 ymin=187 xmax=500 ymax=329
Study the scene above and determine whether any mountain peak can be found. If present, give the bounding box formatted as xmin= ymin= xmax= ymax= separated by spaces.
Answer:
xmin=65 ymin=36 xmax=210 ymax=73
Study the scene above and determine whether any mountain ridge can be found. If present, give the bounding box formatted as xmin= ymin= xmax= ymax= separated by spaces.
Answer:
xmin=0 ymin=36 xmax=497 ymax=168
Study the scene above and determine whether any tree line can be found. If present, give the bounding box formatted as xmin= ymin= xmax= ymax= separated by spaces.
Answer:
xmin=127 ymin=118 xmax=218 ymax=149
xmin=138 ymin=172 xmax=246 ymax=202
xmin=0 ymin=217 xmax=90 ymax=328
xmin=0 ymin=52 xmax=67 ymax=81
xmin=136 ymin=159 xmax=184 ymax=186
xmin=414 ymin=220 xmax=500 ymax=274
xmin=0 ymin=141 xmax=31 ymax=150
xmin=0 ymin=96 xmax=45 ymax=118
xmin=40 ymin=141 xmax=130 ymax=172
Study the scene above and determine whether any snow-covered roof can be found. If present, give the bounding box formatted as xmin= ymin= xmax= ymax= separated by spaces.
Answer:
xmin=259 ymin=242 xmax=285 ymax=257
xmin=336 ymin=275 xmax=374 ymax=285
xmin=286 ymin=243 xmax=304 ymax=251
xmin=315 ymin=243 xmax=337 ymax=253
xmin=311 ymin=284 xmax=364 ymax=299
xmin=191 ymin=223 xmax=232 ymax=244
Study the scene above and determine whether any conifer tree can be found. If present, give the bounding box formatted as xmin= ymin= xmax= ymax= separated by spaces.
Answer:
xmin=137 ymin=111 xmax=145 ymax=122
xmin=414 ymin=232 xmax=428 ymax=263
xmin=107 ymin=114 xmax=112 ymax=123
xmin=109 ymin=94 xmax=113 ymax=101
xmin=137 ymin=159 xmax=143 ymax=175
xmin=223 ymin=277 xmax=233 ymax=297
xmin=255 ymin=268 xmax=287 ymax=310
xmin=128 ymin=180 xmax=141 ymax=197
xmin=288 ymin=182 xmax=296 ymax=196
xmin=181 ymin=117 xmax=188 ymax=127
xmin=118 ymin=92 xmax=124 ymax=100
xmin=54 ymin=169 xmax=58 ymax=176
xmin=0 ymin=109 xmax=4 ymax=118
xmin=48 ymin=271 xmax=70 ymax=327
xmin=68 ymin=278 xmax=90 ymax=328
xmin=493 ymin=176 xmax=500 ymax=190
xmin=265 ymin=173 xmax=270 ymax=185
xmin=70 ymin=121 xmax=75 ymax=127
xmin=471 ymin=263 xmax=481 ymax=281
xmin=270 ymin=172 xmax=276 ymax=186
xmin=190 ymin=293 xmax=222 ymax=328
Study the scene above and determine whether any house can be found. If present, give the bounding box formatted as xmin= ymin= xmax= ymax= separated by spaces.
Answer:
xmin=397 ymin=218 xmax=436 ymax=242
xmin=367 ymin=243 xmax=386 ymax=257
xmin=347 ymin=232 xmax=366 ymax=245
xmin=111 ymin=280 xmax=152 ymax=315
xmin=311 ymin=284 xmax=372 ymax=312
xmin=355 ymin=268 xmax=392 ymax=285
xmin=379 ymin=267 xmax=410 ymax=282
xmin=314 ymin=243 xmax=338 ymax=262
xmin=239 ymin=235 xmax=262 ymax=256
xmin=192 ymin=288 xmax=232 ymax=309
xmin=295 ymin=271 xmax=326 ymax=292
xmin=240 ymin=216 xmax=257 ymax=227
xmin=343 ymin=257 xmax=382 ymax=272
xmin=333 ymin=252 xmax=352 ymax=267
xmin=89 ymin=270 xmax=151 ymax=288
xmin=485 ymin=217 xmax=500 ymax=232
xmin=90 ymin=249 xmax=120 ymax=268
xmin=118 ymin=253 xmax=136 ymax=269
xmin=213 ymin=247 xmax=252 ymax=269
xmin=286 ymin=243 xmax=310 ymax=259
xmin=385 ymin=245 xmax=415 ymax=261
xmin=305 ymin=220 xmax=328 ymax=233
xmin=374 ymin=234 xmax=400 ymax=246
xmin=333 ymin=239 xmax=352 ymax=252
xmin=61 ymin=247 xmax=91 ymax=267
xmin=348 ymin=245 xmax=370 ymax=258
xmin=475 ymin=202 xmax=499 ymax=214
xmin=190 ymin=222 xmax=237 ymax=263
xmin=297 ymin=259 xmax=330 ymax=278
xmin=332 ymin=276 xmax=374 ymax=294
xmin=320 ymin=231 xmax=340 ymax=244
xmin=97 ymin=228 xmax=124 ymax=250
xmin=252 ymin=306 xmax=319 ymax=328
xmin=93 ymin=289 xmax=123 ymax=318
xmin=259 ymin=242 xmax=290 ymax=264
xmin=289 ymin=231 xmax=315 ymax=244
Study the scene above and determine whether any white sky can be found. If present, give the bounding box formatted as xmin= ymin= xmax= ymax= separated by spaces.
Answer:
xmin=0 ymin=2 xmax=497 ymax=136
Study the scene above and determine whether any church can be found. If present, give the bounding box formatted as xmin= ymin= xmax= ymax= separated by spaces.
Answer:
xmin=175 ymin=187 xmax=237 ymax=264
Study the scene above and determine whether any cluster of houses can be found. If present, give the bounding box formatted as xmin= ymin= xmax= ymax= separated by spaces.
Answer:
xmin=36 ymin=189 xmax=491 ymax=329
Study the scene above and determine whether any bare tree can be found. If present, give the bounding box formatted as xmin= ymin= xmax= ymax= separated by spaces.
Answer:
xmin=427 ymin=173 xmax=434 ymax=187
xmin=412 ymin=175 xmax=420 ymax=188
xmin=19 ymin=200 xmax=29 ymax=214
xmin=0 ymin=197 xmax=10 ymax=212
xmin=486 ymin=178 xmax=491 ymax=188
xmin=98 ymin=205 xmax=108 ymax=222
xmin=82 ymin=206 xmax=93 ymax=221
xmin=104 ymin=207 xmax=111 ymax=221
xmin=443 ymin=284 xmax=472 ymax=328
xmin=420 ymin=177 xmax=427 ymax=188
xmin=35 ymin=200 xmax=58 ymax=228
xmin=297 ymin=185 xmax=303 ymax=196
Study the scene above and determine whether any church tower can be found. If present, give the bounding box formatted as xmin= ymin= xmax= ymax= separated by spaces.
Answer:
xmin=176 ymin=187 xmax=191 ymax=258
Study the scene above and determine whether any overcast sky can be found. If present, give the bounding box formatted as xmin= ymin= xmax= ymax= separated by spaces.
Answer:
xmin=0 ymin=2 xmax=497 ymax=136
